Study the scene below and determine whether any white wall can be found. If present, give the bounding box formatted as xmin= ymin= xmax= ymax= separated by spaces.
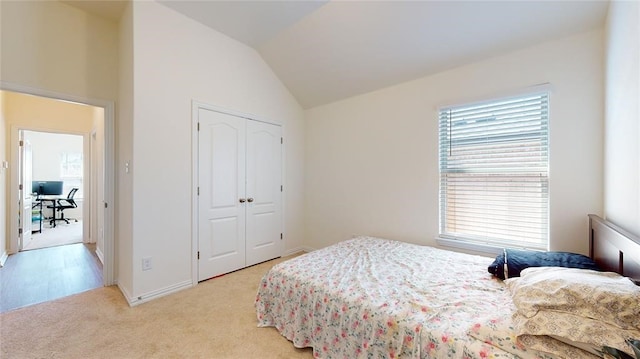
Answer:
xmin=604 ymin=0 xmax=640 ymax=236
xmin=27 ymin=132 xmax=83 ymax=182
xmin=117 ymin=2 xmax=134 ymax=297
xmin=0 ymin=1 xmax=118 ymax=101
xmin=1 ymin=91 xmax=95 ymax=134
xmin=0 ymin=92 xmax=7 ymax=265
xmin=305 ymin=29 xmax=604 ymax=256
xmin=123 ymin=2 xmax=305 ymax=301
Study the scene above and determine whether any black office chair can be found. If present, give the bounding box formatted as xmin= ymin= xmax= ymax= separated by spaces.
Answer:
xmin=48 ymin=188 xmax=79 ymax=226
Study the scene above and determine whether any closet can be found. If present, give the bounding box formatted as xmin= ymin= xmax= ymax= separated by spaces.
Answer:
xmin=197 ymin=107 xmax=282 ymax=281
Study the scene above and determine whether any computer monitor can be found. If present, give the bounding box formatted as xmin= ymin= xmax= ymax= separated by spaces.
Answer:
xmin=32 ymin=181 xmax=64 ymax=196
xmin=32 ymin=181 xmax=42 ymax=194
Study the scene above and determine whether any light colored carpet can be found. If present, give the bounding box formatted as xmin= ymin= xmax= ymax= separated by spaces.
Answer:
xmin=23 ymin=220 xmax=83 ymax=251
xmin=0 ymin=255 xmax=313 ymax=359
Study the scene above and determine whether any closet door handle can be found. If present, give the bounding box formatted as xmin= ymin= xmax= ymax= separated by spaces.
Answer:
xmin=239 ymin=198 xmax=246 ymax=203
xmin=247 ymin=198 xmax=254 ymax=203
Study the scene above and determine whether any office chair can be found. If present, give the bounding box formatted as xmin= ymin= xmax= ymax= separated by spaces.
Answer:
xmin=48 ymin=188 xmax=79 ymax=226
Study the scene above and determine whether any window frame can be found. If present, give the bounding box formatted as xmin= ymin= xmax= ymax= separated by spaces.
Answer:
xmin=60 ymin=151 xmax=84 ymax=198
xmin=436 ymin=88 xmax=550 ymax=254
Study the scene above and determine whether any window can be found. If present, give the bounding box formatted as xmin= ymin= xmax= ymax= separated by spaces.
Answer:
xmin=60 ymin=152 xmax=83 ymax=198
xmin=438 ymin=91 xmax=549 ymax=251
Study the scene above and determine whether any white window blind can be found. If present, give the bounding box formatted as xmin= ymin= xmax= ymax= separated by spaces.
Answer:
xmin=438 ymin=92 xmax=549 ymax=250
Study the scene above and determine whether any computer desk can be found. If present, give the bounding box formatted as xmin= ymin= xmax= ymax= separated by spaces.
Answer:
xmin=34 ymin=195 xmax=63 ymax=228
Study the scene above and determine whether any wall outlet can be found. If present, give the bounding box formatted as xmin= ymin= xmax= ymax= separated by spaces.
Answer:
xmin=142 ymin=257 xmax=152 ymax=271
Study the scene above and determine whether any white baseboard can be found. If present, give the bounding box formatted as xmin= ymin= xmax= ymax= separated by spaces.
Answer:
xmin=0 ymin=251 xmax=8 ymax=267
xmin=95 ymin=246 xmax=105 ymax=265
xmin=283 ymin=246 xmax=315 ymax=257
xmin=118 ymin=280 xmax=194 ymax=307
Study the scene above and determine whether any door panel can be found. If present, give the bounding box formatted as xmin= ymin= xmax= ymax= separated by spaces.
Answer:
xmin=198 ymin=109 xmax=246 ymax=281
xmin=19 ymin=136 xmax=34 ymax=250
xmin=206 ymin=217 xmax=240 ymax=257
xmin=245 ymin=121 xmax=282 ymax=266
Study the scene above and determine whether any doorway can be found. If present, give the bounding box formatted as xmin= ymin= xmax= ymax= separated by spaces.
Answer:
xmin=1 ymin=85 xmax=115 ymax=289
xmin=21 ymin=130 xmax=85 ymax=251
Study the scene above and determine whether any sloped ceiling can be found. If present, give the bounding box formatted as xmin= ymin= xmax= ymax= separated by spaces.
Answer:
xmin=60 ymin=0 xmax=128 ymax=22
xmin=65 ymin=0 xmax=610 ymax=109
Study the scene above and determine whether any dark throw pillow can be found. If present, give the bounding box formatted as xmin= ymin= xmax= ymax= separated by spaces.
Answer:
xmin=487 ymin=248 xmax=600 ymax=280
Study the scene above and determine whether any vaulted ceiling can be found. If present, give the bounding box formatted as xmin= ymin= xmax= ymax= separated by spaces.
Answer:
xmin=64 ymin=0 xmax=610 ymax=109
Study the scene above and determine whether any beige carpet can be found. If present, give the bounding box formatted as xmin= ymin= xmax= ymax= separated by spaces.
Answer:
xmin=23 ymin=220 xmax=83 ymax=251
xmin=0 ymin=256 xmax=313 ymax=359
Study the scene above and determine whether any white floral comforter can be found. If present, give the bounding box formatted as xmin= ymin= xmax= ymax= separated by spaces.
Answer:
xmin=255 ymin=237 xmax=519 ymax=359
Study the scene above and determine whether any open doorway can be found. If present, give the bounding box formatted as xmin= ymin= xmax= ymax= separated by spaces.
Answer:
xmin=0 ymin=87 xmax=114 ymax=311
xmin=21 ymin=130 xmax=85 ymax=251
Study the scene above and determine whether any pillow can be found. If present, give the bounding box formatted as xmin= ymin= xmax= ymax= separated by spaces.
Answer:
xmin=516 ymin=333 xmax=601 ymax=359
xmin=487 ymin=248 xmax=600 ymax=280
xmin=628 ymin=338 xmax=640 ymax=359
xmin=506 ymin=267 xmax=640 ymax=330
xmin=512 ymin=310 xmax=640 ymax=357
xmin=466 ymin=314 xmax=585 ymax=359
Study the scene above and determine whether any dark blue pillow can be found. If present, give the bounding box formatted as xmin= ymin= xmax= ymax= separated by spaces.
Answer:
xmin=487 ymin=249 xmax=600 ymax=280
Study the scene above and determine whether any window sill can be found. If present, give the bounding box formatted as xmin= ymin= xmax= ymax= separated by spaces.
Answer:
xmin=436 ymin=236 xmax=504 ymax=256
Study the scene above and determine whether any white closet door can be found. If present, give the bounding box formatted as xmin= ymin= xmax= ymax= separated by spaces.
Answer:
xmin=198 ymin=108 xmax=246 ymax=281
xmin=245 ymin=120 xmax=282 ymax=266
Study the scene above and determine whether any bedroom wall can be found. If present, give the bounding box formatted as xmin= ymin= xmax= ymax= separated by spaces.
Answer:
xmin=305 ymin=28 xmax=604 ymax=256
xmin=604 ymin=0 xmax=640 ymax=237
xmin=0 ymin=0 xmax=118 ymax=101
xmin=117 ymin=2 xmax=134 ymax=297
xmin=124 ymin=1 xmax=305 ymax=301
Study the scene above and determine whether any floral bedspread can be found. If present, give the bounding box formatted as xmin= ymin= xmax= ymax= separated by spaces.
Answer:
xmin=255 ymin=237 xmax=520 ymax=359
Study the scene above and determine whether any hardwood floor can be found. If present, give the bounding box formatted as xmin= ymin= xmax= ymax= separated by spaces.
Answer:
xmin=0 ymin=243 xmax=103 ymax=313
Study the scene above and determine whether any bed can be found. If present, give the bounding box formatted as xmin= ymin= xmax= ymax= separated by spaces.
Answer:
xmin=255 ymin=214 xmax=640 ymax=358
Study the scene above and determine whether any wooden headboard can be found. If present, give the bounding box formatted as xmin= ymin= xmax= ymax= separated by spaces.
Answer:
xmin=589 ymin=214 xmax=640 ymax=283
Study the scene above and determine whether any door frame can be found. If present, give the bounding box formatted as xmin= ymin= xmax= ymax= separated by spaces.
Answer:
xmin=191 ymin=101 xmax=283 ymax=285
xmin=2 ymin=82 xmax=116 ymax=286
xmin=18 ymin=136 xmax=33 ymax=251
xmin=14 ymin=128 xmax=89 ymax=246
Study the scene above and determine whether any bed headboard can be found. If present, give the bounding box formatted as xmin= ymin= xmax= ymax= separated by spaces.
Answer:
xmin=589 ymin=214 xmax=640 ymax=283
